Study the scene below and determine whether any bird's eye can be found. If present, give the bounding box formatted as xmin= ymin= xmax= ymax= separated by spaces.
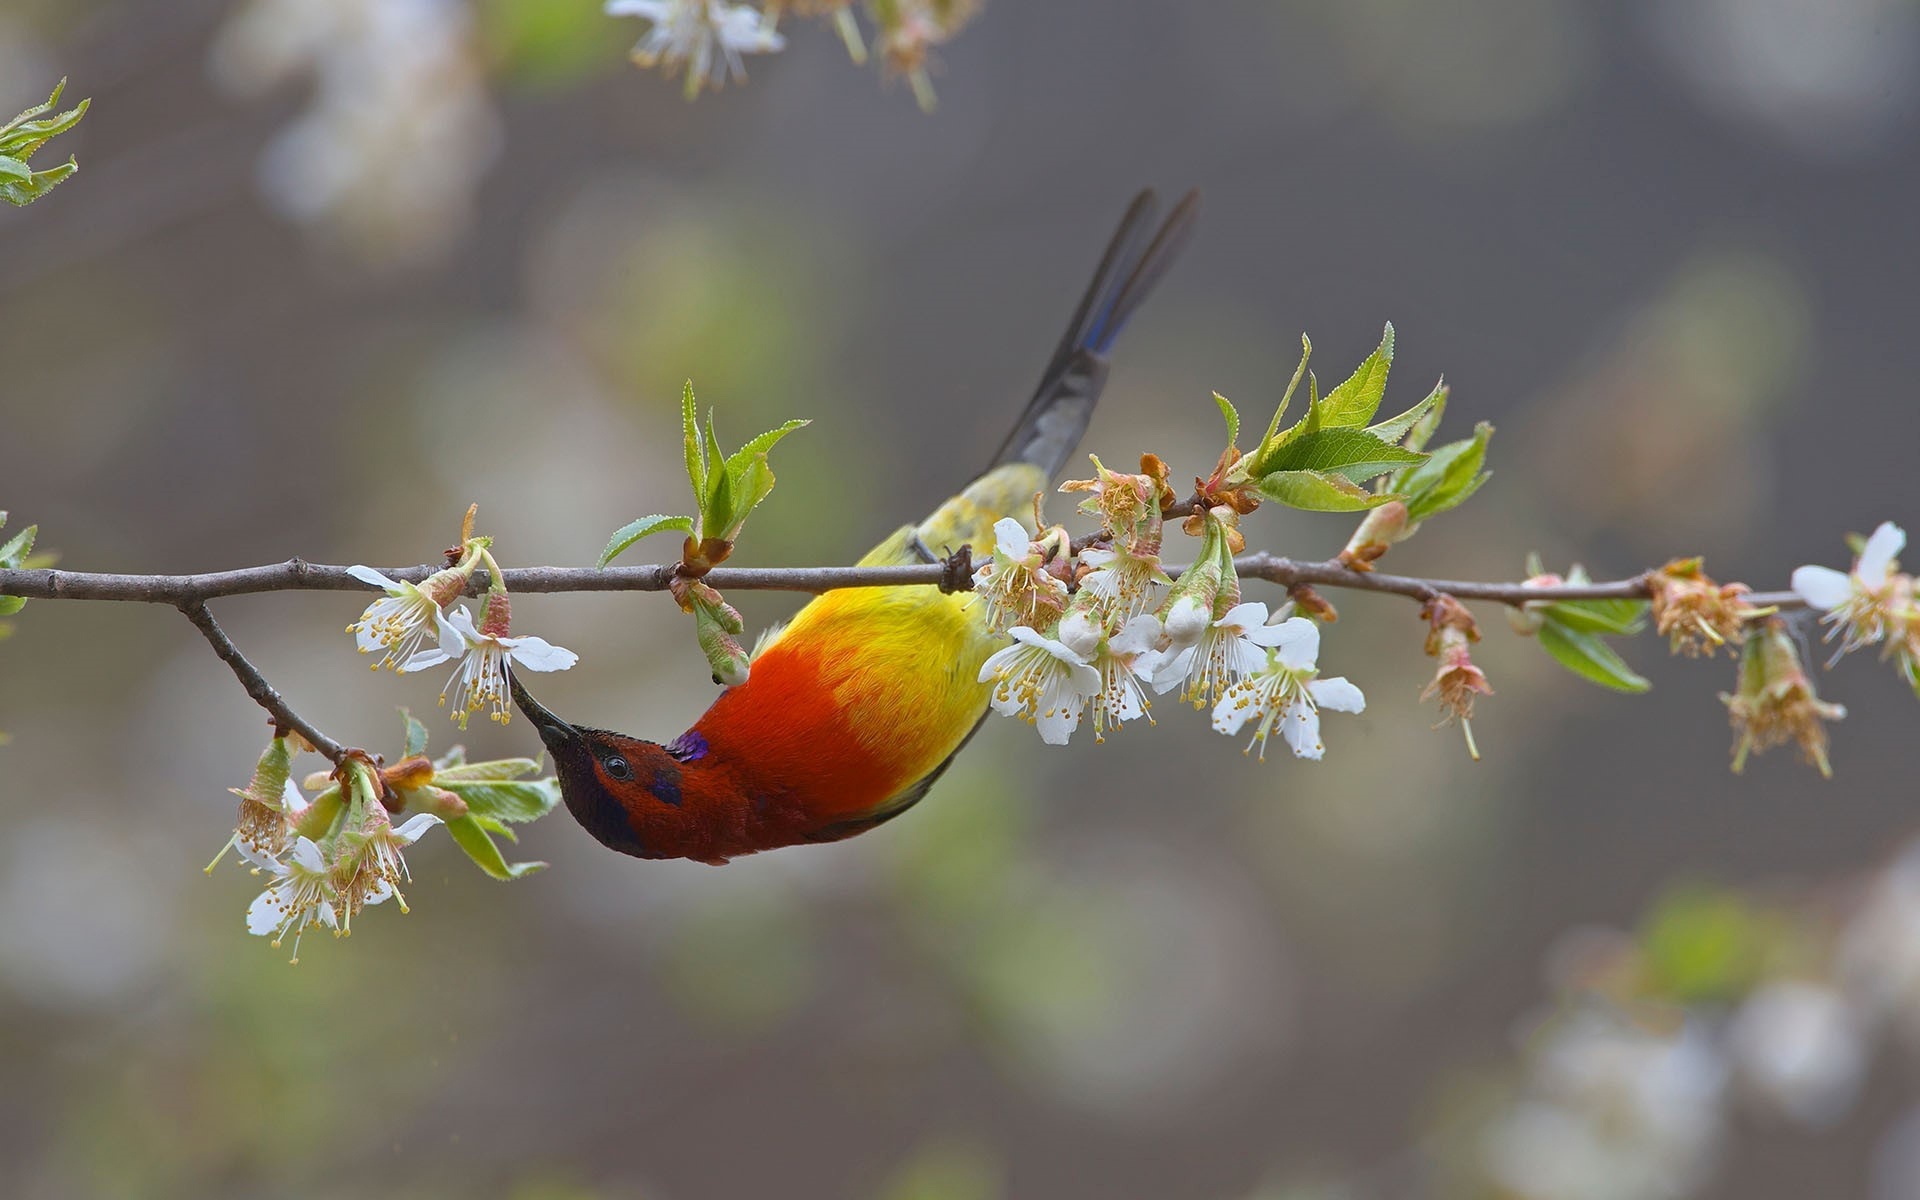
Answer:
xmin=602 ymin=754 xmax=633 ymax=781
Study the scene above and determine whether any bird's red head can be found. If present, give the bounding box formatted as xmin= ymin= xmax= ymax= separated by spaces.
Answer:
xmin=509 ymin=673 xmax=699 ymax=860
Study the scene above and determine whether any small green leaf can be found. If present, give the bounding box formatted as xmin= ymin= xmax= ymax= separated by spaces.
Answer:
xmin=0 ymin=595 xmax=26 ymax=617
xmin=1213 ymin=392 xmax=1239 ymax=447
xmin=1368 ymin=379 xmax=1446 ymax=446
xmin=443 ymin=777 xmax=560 ymax=823
xmin=472 ymin=815 xmax=519 ymax=843
xmin=1316 ymin=322 xmax=1395 ymax=428
xmin=681 ymin=380 xmax=706 ymax=500
xmin=434 ymin=756 xmax=541 ymax=782
xmin=726 ymin=419 xmax=809 ymax=483
xmin=1540 ymin=598 xmax=1648 ymax=636
xmin=1256 ymin=469 xmax=1403 ymax=513
xmin=445 ymin=814 xmax=548 ymax=880
xmin=1537 ymin=620 xmax=1650 ymax=693
xmin=1259 ymin=428 xmax=1426 ymax=483
xmin=0 ymin=523 xmax=36 ymax=566
xmin=1401 ymin=422 xmax=1493 ymax=522
xmin=599 ymin=514 xmax=694 ymax=567
xmin=703 ymin=461 xmax=737 ymax=542
xmin=401 ymin=709 xmax=430 ymax=758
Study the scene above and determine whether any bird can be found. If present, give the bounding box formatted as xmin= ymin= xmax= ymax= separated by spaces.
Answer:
xmin=510 ymin=190 xmax=1199 ymax=865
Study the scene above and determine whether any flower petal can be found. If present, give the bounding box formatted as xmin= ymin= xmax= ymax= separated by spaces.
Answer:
xmin=391 ymin=813 xmax=442 ymax=845
xmin=978 ymin=643 xmax=1024 ymax=684
xmin=1152 ymin=646 xmax=1198 ymax=694
xmin=1217 ymin=602 xmax=1269 ymax=633
xmin=1282 ymin=702 xmax=1323 ymax=760
xmin=506 ymin=636 xmax=579 ymax=672
xmin=992 ymin=517 xmax=1029 ymax=561
xmin=1212 ymin=683 xmax=1257 ymax=735
xmin=401 ymin=647 xmax=456 ymax=672
xmin=1791 ymin=565 xmax=1853 ymax=612
xmin=1858 ymin=522 xmax=1906 ymax=583
xmin=1268 ymin=617 xmax=1321 ymax=670
xmin=289 ymin=838 xmax=327 ymax=872
xmin=1308 ymin=676 xmax=1366 ymax=714
xmin=1110 ymin=614 xmax=1163 ymax=656
xmin=346 ymin=564 xmax=401 ymax=593
xmin=246 ymin=887 xmax=286 ymax=936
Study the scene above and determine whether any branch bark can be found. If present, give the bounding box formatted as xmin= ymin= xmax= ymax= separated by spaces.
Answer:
xmin=0 ymin=557 xmax=1808 ymax=610
xmin=177 ymin=600 xmax=348 ymax=765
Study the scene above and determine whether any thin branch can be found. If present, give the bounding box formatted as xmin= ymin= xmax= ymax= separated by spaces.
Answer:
xmin=177 ymin=600 xmax=348 ymax=765
xmin=0 ymin=556 xmax=1807 ymax=611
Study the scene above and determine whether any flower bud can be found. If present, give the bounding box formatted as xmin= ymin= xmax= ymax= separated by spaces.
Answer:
xmin=1337 ymin=501 xmax=1410 ymax=571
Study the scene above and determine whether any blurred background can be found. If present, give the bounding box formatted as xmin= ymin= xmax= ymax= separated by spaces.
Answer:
xmin=5 ymin=1 xmax=1920 ymax=1197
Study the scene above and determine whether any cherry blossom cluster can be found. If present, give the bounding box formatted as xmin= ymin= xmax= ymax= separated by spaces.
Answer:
xmin=973 ymin=457 xmax=1366 ymax=761
xmin=346 ymin=507 xmax=578 ymax=729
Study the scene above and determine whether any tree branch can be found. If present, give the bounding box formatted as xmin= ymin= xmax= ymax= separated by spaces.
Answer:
xmin=0 ymin=556 xmax=1806 ymax=611
xmin=176 ymin=600 xmax=348 ymax=765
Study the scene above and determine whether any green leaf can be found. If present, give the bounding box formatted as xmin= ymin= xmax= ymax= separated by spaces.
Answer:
xmin=434 ymin=756 xmax=541 ymax=782
xmin=1538 ymin=620 xmax=1650 ymax=694
xmin=1213 ymin=392 xmax=1239 ymax=447
xmin=599 ymin=514 xmax=694 ymax=567
xmin=443 ymin=777 xmax=561 ymax=823
xmin=1401 ymin=421 xmax=1493 ymax=522
xmin=1256 ymin=469 xmax=1403 ymax=513
xmin=1316 ymin=323 xmax=1395 ymax=428
xmin=0 ymin=595 xmax=24 ymax=617
xmin=681 ymin=381 xmax=706 ymax=501
xmin=445 ymin=814 xmax=548 ymax=880
xmin=401 ymin=709 xmax=430 ymax=758
xmin=471 ymin=814 xmax=519 ymax=842
xmin=0 ymin=157 xmax=31 ymax=183
xmin=1540 ymin=598 xmax=1648 ymax=636
xmin=1259 ymin=427 xmax=1426 ymax=483
xmin=1368 ymin=379 xmax=1446 ymax=446
xmin=726 ymin=419 xmax=809 ymax=482
xmin=0 ymin=523 xmax=35 ymax=567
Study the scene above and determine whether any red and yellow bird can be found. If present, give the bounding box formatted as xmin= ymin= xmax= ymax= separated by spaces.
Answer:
xmin=510 ymin=191 xmax=1198 ymax=865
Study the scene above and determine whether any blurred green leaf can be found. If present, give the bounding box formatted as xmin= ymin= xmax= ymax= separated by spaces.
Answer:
xmin=0 ymin=595 xmax=23 ymax=617
xmin=1315 ymin=322 xmax=1395 ymax=428
xmin=477 ymin=0 xmax=627 ymax=87
xmin=445 ymin=814 xmax=547 ymax=880
xmin=599 ymin=514 xmax=694 ymax=567
xmin=877 ymin=1140 xmax=1002 ymax=1200
xmin=1537 ymin=620 xmax=1650 ymax=693
xmin=1639 ymin=884 xmax=1790 ymax=1003
xmin=1257 ymin=469 xmax=1403 ymax=513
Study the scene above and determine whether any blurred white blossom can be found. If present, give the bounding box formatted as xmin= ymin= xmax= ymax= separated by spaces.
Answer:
xmin=1483 ymin=1009 xmax=1726 ymax=1200
xmin=606 ymin=0 xmax=785 ymax=98
xmin=1727 ymin=980 xmax=1866 ymax=1126
xmin=209 ymin=0 xmax=502 ymax=264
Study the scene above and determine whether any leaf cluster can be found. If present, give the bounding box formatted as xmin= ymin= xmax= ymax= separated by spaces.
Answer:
xmin=600 ymin=381 xmax=808 ymax=568
xmin=1 ymin=79 xmax=88 ymax=207
xmin=1213 ymin=325 xmax=1491 ymax=520
xmin=0 ymin=512 xmax=54 ymax=632
xmin=1524 ymin=556 xmax=1651 ymax=694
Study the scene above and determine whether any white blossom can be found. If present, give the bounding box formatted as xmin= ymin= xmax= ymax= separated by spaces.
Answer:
xmin=978 ymin=626 xmax=1102 ymax=745
xmin=1210 ymin=618 xmax=1365 ymax=760
xmin=1792 ymin=521 xmax=1909 ymax=659
xmin=606 ymin=0 xmax=785 ymax=97
xmin=404 ymin=605 xmax=578 ymax=728
xmin=1154 ymin=601 xmax=1297 ymax=708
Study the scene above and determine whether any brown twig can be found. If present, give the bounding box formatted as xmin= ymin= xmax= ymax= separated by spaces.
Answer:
xmin=0 ymin=556 xmax=1805 ymax=611
xmin=177 ymin=600 xmax=348 ymax=765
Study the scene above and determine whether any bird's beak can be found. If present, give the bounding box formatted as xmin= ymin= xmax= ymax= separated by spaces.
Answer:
xmin=509 ymin=670 xmax=578 ymax=756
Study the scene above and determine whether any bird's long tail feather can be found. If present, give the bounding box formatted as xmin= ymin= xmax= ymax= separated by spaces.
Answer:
xmin=989 ymin=188 xmax=1201 ymax=477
